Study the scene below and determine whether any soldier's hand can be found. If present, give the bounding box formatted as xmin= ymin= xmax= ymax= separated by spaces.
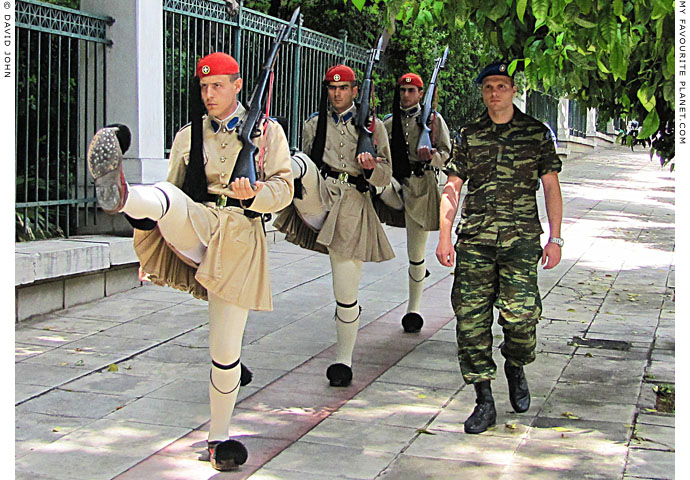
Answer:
xmin=541 ymin=242 xmax=561 ymax=269
xmin=417 ymin=146 xmax=436 ymax=162
xmin=357 ymin=152 xmax=382 ymax=170
xmin=436 ymin=237 xmax=455 ymax=267
xmin=229 ymin=178 xmax=264 ymax=200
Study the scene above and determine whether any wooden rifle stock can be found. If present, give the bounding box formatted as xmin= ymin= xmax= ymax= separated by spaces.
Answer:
xmin=231 ymin=7 xmax=300 ymax=186
xmin=355 ymin=34 xmax=385 ymax=158
xmin=417 ymin=46 xmax=449 ymax=156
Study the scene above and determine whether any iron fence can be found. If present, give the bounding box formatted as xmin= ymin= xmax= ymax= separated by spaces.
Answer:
xmin=15 ymin=0 xmax=111 ymax=239
xmin=163 ymin=0 xmax=371 ymax=150
xmin=526 ymin=90 xmax=559 ymax=140
xmin=568 ymin=98 xmax=587 ymax=138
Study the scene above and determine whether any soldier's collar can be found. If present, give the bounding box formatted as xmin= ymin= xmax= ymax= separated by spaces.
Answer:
xmin=210 ymin=104 xmax=243 ymax=134
xmin=401 ymin=104 xmax=420 ymax=116
xmin=331 ymin=104 xmax=355 ymax=124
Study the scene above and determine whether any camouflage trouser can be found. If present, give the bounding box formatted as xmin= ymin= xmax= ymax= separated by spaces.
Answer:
xmin=451 ymin=238 xmax=542 ymax=384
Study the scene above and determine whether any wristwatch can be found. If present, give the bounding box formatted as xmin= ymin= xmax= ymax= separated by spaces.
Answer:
xmin=549 ymin=237 xmax=564 ymax=247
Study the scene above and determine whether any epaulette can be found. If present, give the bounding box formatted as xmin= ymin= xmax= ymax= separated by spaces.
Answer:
xmin=178 ymin=122 xmax=192 ymax=132
xmin=307 ymin=112 xmax=319 ymax=120
xmin=383 ymin=113 xmax=393 ymax=121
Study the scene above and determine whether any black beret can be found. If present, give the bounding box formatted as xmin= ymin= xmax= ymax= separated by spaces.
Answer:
xmin=475 ymin=61 xmax=512 ymax=84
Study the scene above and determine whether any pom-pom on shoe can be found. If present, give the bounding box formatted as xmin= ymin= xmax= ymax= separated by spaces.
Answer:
xmin=326 ymin=363 xmax=352 ymax=387
xmin=207 ymin=439 xmax=248 ymax=471
xmin=401 ymin=312 xmax=424 ymax=333
xmin=87 ymin=127 xmax=128 ymax=213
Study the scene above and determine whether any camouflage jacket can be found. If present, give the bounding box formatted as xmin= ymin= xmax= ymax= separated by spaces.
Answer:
xmin=444 ymin=107 xmax=561 ymax=246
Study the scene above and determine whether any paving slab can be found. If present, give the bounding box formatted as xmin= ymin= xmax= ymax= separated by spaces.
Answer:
xmin=14 ymin=147 xmax=676 ymax=480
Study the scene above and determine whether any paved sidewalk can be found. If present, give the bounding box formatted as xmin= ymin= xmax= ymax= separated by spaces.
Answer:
xmin=15 ymin=146 xmax=675 ymax=479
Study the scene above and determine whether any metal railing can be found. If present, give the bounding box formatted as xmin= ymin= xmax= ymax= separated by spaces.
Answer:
xmin=163 ymin=0 xmax=370 ymax=150
xmin=15 ymin=0 xmax=112 ymax=239
xmin=526 ymin=90 xmax=559 ymax=140
xmin=568 ymin=99 xmax=587 ymax=138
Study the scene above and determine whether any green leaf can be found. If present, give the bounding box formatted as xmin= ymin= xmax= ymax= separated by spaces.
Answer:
xmin=612 ymin=0 xmax=623 ymax=16
xmin=502 ymin=17 xmax=516 ymax=48
xmin=517 ymin=0 xmax=528 ymax=23
xmin=352 ymin=0 xmax=366 ymax=12
xmin=651 ymin=0 xmax=672 ymax=20
xmin=637 ymin=84 xmax=657 ymax=112
xmin=573 ymin=16 xmax=597 ymax=28
xmin=600 ymin=11 xmax=618 ymax=45
xmin=638 ymin=108 xmax=660 ymax=139
xmin=610 ymin=42 xmax=627 ymax=80
xmin=532 ymin=0 xmax=549 ymax=20
xmin=666 ymin=46 xmax=675 ymax=77
xmin=508 ymin=59 xmax=520 ymax=75
xmin=575 ymin=0 xmax=591 ymax=15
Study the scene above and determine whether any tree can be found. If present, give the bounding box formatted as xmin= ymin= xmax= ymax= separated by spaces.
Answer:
xmin=352 ymin=0 xmax=676 ymax=167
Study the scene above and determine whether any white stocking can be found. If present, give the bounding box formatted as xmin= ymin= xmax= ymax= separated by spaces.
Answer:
xmin=329 ymin=252 xmax=363 ymax=366
xmin=405 ymin=213 xmax=430 ymax=313
xmin=207 ymin=292 xmax=249 ymax=443
xmin=123 ymin=181 xmax=207 ymax=264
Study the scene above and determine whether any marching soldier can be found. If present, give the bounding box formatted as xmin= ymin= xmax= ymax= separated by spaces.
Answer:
xmin=436 ymin=61 xmax=563 ymax=434
xmin=381 ymin=72 xmax=451 ymax=333
xmin=87 ymin=52 xmax=293 ymax=470
xmin=274 ymin=64 xmax=394 ymax=387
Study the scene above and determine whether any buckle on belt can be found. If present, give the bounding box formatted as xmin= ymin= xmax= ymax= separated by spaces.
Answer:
xmin=337 ymin=172 xmax=349 ymax=183
xmin=216 ymin=195 xmax=228 ymax=208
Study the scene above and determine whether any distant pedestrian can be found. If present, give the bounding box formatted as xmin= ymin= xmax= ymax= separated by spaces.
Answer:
xmin=436 ymin=61 xmax=563 ymax=434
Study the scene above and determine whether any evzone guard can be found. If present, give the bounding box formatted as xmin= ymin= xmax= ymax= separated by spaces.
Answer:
xmin=86 ymin=9 xmax=299 ymax=468
xmin=376 ymin=48 xmax=452 ymax=333
xmin=274 ymin=57 xmax=393 ymax=387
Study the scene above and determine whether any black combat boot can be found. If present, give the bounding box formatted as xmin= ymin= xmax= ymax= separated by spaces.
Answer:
xmin=464 ymin=381 xmax=497 ymax=434
xmin=504 ymin=363 xmax=530 ymax=413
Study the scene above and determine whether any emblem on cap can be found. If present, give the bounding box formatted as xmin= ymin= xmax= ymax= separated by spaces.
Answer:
xmin=405 ymin=77 xmax=411 ymax=83
xmin=499 ymin=64 xmax=506 ymax=72
xmin=333 ymin=73 xmax=341 ymax=81
xmin=201 ymin=65 xmax=211 ymax=75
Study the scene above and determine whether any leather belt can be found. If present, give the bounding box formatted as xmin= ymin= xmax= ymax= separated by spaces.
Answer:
xmin=208 ymin=194 xmax=261 ymax=218
xmin=321 ymin=168 xmax=370 ymax=193
xmin=410 ymin=162 xmax=435 ymax=177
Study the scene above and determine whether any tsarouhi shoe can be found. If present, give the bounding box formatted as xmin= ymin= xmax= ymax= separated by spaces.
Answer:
xmin=87 ymin=126 xmax=128 ymax=213
xmin=401 ymin=312 xmax=424 ymax=333
xmin=326 ymin=363 xmax=352 ymax=387
xmin=208 ymin=439 xmax=248 ymax=471
xmin=505 ymin=363 xmax=531 ymax=413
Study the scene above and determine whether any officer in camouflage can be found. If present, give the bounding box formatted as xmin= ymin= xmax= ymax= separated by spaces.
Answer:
xmin=436 ymin=61 xmax=563 ymax=434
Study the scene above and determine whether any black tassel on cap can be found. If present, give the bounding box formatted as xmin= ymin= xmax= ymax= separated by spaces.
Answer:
xmin=391 ymin=85 xmax=411 ymax=182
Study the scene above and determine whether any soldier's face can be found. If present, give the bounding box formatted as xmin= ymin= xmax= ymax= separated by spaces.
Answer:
xmin=481 ymin=76 xmax=516 ymax=115
xmin=200 ymin=74 xmax=243 ymax=119
xmin=399 ymin=86 xmax=424 ymax=109
xmin=327 ymin=82 xmax=358 ymax=114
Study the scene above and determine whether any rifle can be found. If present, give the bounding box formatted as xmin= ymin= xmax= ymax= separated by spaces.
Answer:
xmin=230 ymin=7 xmax=300 ymax=187
xmin=355 ymin=33 xmax=387 ymax=158
xmin=416 ymin=46 xmax=449 ymax=156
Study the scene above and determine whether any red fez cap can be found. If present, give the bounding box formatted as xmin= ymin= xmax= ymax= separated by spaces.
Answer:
xmin=398 ymin=73 xmax=423 ymax=88
xmin=324 ymin=65 xmax=356 ymax=83
xmin=196 ymin=52 xmax=239 ymax=78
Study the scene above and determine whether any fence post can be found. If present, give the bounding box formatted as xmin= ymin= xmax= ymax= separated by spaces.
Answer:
xmin=81 ymin=0 xmax=166 ymax=184
xmin=290 ymin=13 xmax=304 ymax=148
xmin=339 ymin=29 xmax=348 ymax=63
xmin=557 ymin=98 xmax=570 ymax=143
xmin=233 ymin=2 xmax=243 ymax=66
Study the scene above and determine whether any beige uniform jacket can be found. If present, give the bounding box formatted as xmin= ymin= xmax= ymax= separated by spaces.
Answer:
xmin=383 ymin=104 xmax=451 ymax=230
xmin=133 ymin=103 xmax=293 ymax=311
xmin=302 ymin=105 xmax=395 ymax=262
